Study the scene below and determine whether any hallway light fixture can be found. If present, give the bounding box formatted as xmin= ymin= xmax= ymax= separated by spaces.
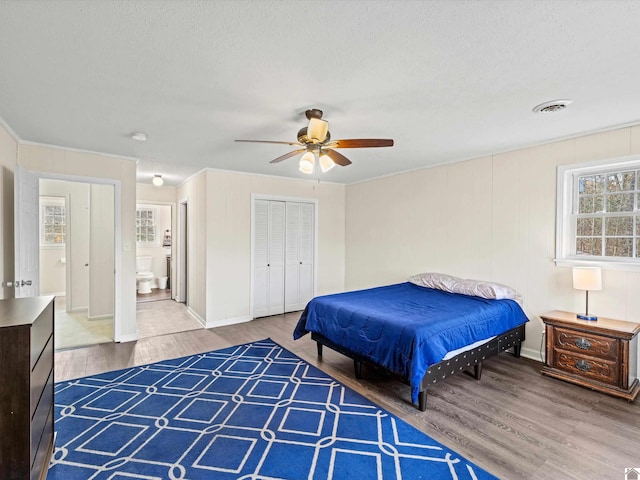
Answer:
xmin=152 ymin=174 xmax=164 ymax=186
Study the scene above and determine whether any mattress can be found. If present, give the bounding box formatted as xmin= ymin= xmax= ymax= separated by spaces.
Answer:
xmin=294 ymin=282 xmax=528 ymax=401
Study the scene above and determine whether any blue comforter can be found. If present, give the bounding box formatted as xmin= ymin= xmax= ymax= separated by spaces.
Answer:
xmin=294 ymin=282 xmax=528 ymax=403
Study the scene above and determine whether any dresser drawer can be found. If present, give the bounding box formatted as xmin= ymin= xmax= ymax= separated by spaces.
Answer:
xmin=30 ymin=334 xmax=53 ymax=419
xmin=554 ymin=327 xmax=617 ymax=360
xmin=553 ymin=351 xmax=618 ymax=386
xmin=30 ymin=301 xmax=53 ymax=370
xmin=30 ymin=369 xmax=53 ymax=470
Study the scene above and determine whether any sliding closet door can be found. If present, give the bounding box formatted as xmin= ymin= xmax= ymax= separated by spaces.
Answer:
xmin=267 ymin=201 xmax=285 ymax=315
xmin=285 ymin=202 xmax=314 ymax=312
xmin=253 ymin=200 xmax=285 ymax=318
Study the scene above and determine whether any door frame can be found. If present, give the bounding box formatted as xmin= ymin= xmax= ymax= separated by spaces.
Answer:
xmin=250 ymin=193 xmax=318 ymax=319
xmin=29 ymin=170 xmax=123 ymax=341
xmin=177 ymin=198 xmax=188 ymax=304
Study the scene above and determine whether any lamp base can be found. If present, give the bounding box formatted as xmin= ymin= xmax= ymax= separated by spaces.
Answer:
xmin=577 ymin=313 xmax=598 ymax=321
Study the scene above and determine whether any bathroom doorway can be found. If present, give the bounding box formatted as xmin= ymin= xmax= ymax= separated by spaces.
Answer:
xmin=134 ymin=198 xmax=200 ymax=338
xmin=135 ymin=202 xmax=172 ymax=303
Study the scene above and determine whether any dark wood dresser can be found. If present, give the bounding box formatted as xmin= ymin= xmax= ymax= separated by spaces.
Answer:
xmin=0 ymin=296 xmax=55 ymax=480
xmin=541 ymin=310 xmax=639 ymax=401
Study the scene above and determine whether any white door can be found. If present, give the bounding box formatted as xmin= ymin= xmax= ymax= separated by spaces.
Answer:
xmin=14 ymin=166 xmax=40 ymax=298
xmin=253 ymin=200 xmax=270 ymax=317
xmin=284 ymin=202 xmax=300 ymax=312
xmin=267 ymin=201 xmax=285 ymax=315
xmin=89 ymin=184 xmax=115 ymax=318
xmin=297 ymin=202 xmax=314 ymax=309
xmin=284 ymin=202 xmax=314 ymax=312
xmin=253 ymin=199 xmax=287 ymax=317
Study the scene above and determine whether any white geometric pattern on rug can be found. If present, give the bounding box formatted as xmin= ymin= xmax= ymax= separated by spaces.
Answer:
xmin=49 ymin=339 xmax=496 ymax=480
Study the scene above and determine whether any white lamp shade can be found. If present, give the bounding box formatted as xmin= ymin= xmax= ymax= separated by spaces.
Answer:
xmin=299 ymin=151 xmax=315 ymax=174
xmin=572 ymin=267 xmax=602 ymax=291
xmin=319 ymin=152 xmax=336 ymax=173
xmin=308 ymin=118 xmax=328 ymax=143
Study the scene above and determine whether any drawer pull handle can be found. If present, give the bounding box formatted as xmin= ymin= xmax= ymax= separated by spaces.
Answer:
xmin=575 ymin=360 xmax=591 ymax=372
xmin=574 ymin=338 xmax=592 ymax=350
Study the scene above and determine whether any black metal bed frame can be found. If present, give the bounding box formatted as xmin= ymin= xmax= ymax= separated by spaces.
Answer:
xmin=311 ymin=323 xmax=526 ymax=411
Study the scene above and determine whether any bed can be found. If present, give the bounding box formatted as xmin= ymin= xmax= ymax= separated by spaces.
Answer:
xmin=293 ymin=274 xmax=528 ymax=411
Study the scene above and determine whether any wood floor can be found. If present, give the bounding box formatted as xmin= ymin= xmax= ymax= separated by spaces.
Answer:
xmin=55 ymin=310 xmax=640 ymax=480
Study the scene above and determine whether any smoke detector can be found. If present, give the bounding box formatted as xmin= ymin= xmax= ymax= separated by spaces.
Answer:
xmin=532 ymin=99 xmax=572 ymax=113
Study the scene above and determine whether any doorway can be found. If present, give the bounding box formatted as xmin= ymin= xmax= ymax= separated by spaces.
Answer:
xmin=135 ymin=202 xmax=172 ymax=304
xmin=134 ymin=198 xmax=200 ymax=339
xmin=38 ymin=178 xmax=115 ymax=350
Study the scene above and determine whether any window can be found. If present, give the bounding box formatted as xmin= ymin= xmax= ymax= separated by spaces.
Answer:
xmin=556 ymin=155 xmax=640 ymax=270
xmin=40 ymin=196 xmax=66 ymax=246
xmin=136 ymin=206 xmax=157 ymax=245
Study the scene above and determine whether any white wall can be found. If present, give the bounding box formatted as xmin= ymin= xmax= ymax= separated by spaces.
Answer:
xmin=137 ymin=182 xmax=176 ymax=203
xmin=176 ymin=171 xmax=207 ymax=322
xmin=346 ymin=125 xmax=640 ymax=361
xmin=0 ymin=122 xmax=16 ymax=299
xmin=176 ymin=169 xmax=346 ymax=327
xmin=19 ymin=144 xmax=137 ymax=342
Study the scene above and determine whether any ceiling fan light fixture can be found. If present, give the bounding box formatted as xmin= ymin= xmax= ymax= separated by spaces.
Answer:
xmin=308 ymin=118 xmax=328 ymax=143
xmin=299 ymin=151 xmax=315 ymax=174
xmin=152 ymin=174 xmax=164 ymax=186
xmin=319 ymin=152 xmax=336 ymax=173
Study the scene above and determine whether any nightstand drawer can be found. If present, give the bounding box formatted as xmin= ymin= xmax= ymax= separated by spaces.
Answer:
xmin=554 ymin=327 xmax=617 ymax=360
xmin=553 ymin=351 xmax=618 ymax=386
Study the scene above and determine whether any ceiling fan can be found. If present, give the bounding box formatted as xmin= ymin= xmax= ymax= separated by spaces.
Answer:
xmin=235 ymin=109 xmax=394 ymax=174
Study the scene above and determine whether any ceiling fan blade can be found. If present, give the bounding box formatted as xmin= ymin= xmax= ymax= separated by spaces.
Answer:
xmin=269 ymin=149 xmax=307 ymax=164
xmin=235 ymin=139 xmax=301 ymax=146
xmin=324 ymin=148 xmax=352 ymax=167
xmin=327 ymin=139 xmax=394 ymax=148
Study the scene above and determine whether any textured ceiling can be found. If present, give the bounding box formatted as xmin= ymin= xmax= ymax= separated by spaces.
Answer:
xmin=1 ymin=0 xmax=639 ymax=185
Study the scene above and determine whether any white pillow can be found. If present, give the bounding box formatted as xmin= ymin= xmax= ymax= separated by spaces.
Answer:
xmin=451 ymin=279 xmax=522 ymax=303
xmin=409 ymin=273 xmax=522 ymax=303
xmin=408 ymin=272 xmax=463 ymax=290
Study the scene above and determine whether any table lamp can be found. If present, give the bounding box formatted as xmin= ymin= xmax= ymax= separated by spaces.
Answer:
xmin=572 ymin=267 xmax=602 ymax=321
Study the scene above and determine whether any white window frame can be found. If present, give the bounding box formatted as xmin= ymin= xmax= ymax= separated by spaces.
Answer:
xmin=136 ymin=206 xmax=158 ymax=246
xmin=40 ymin=196 xmax=66 ymax=248
xmin=556 ymin=154 xmax=640 ymax=271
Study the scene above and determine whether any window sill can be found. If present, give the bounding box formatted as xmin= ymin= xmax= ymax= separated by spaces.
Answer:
xmin=555 ymin=258 xmax=640 ymax=272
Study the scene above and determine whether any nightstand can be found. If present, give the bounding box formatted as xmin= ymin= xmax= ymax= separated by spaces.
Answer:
xmin=541 ymin=310 xmax=639 ymax=401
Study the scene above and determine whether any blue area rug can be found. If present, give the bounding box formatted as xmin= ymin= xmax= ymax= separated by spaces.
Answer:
xmin=48 ymin=339 xmax=497 ymax=479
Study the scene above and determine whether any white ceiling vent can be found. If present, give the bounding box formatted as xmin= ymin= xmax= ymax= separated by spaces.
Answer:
xmin=532 ymin=99 xmax=572 ymax=113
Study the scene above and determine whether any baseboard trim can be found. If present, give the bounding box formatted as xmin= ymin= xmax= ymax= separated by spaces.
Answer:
xmin=186 ymin=306 xmax=206 ymax=327
xmin=520 ymin=346 xmax=544 ymax=363
xmin=205 ymin=315 xmax=252 ymax=329
xmin=44 ymin=291 xmax=66 ymax=297
xmin=117 ymin=333 xmax=138 ymax=343
xmin=88 ymin=314 xmax=112 ymax=320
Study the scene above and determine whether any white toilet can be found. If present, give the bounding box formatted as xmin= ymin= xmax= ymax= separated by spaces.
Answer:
xmin=136 ymin=256 xmax=154 ymax=294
